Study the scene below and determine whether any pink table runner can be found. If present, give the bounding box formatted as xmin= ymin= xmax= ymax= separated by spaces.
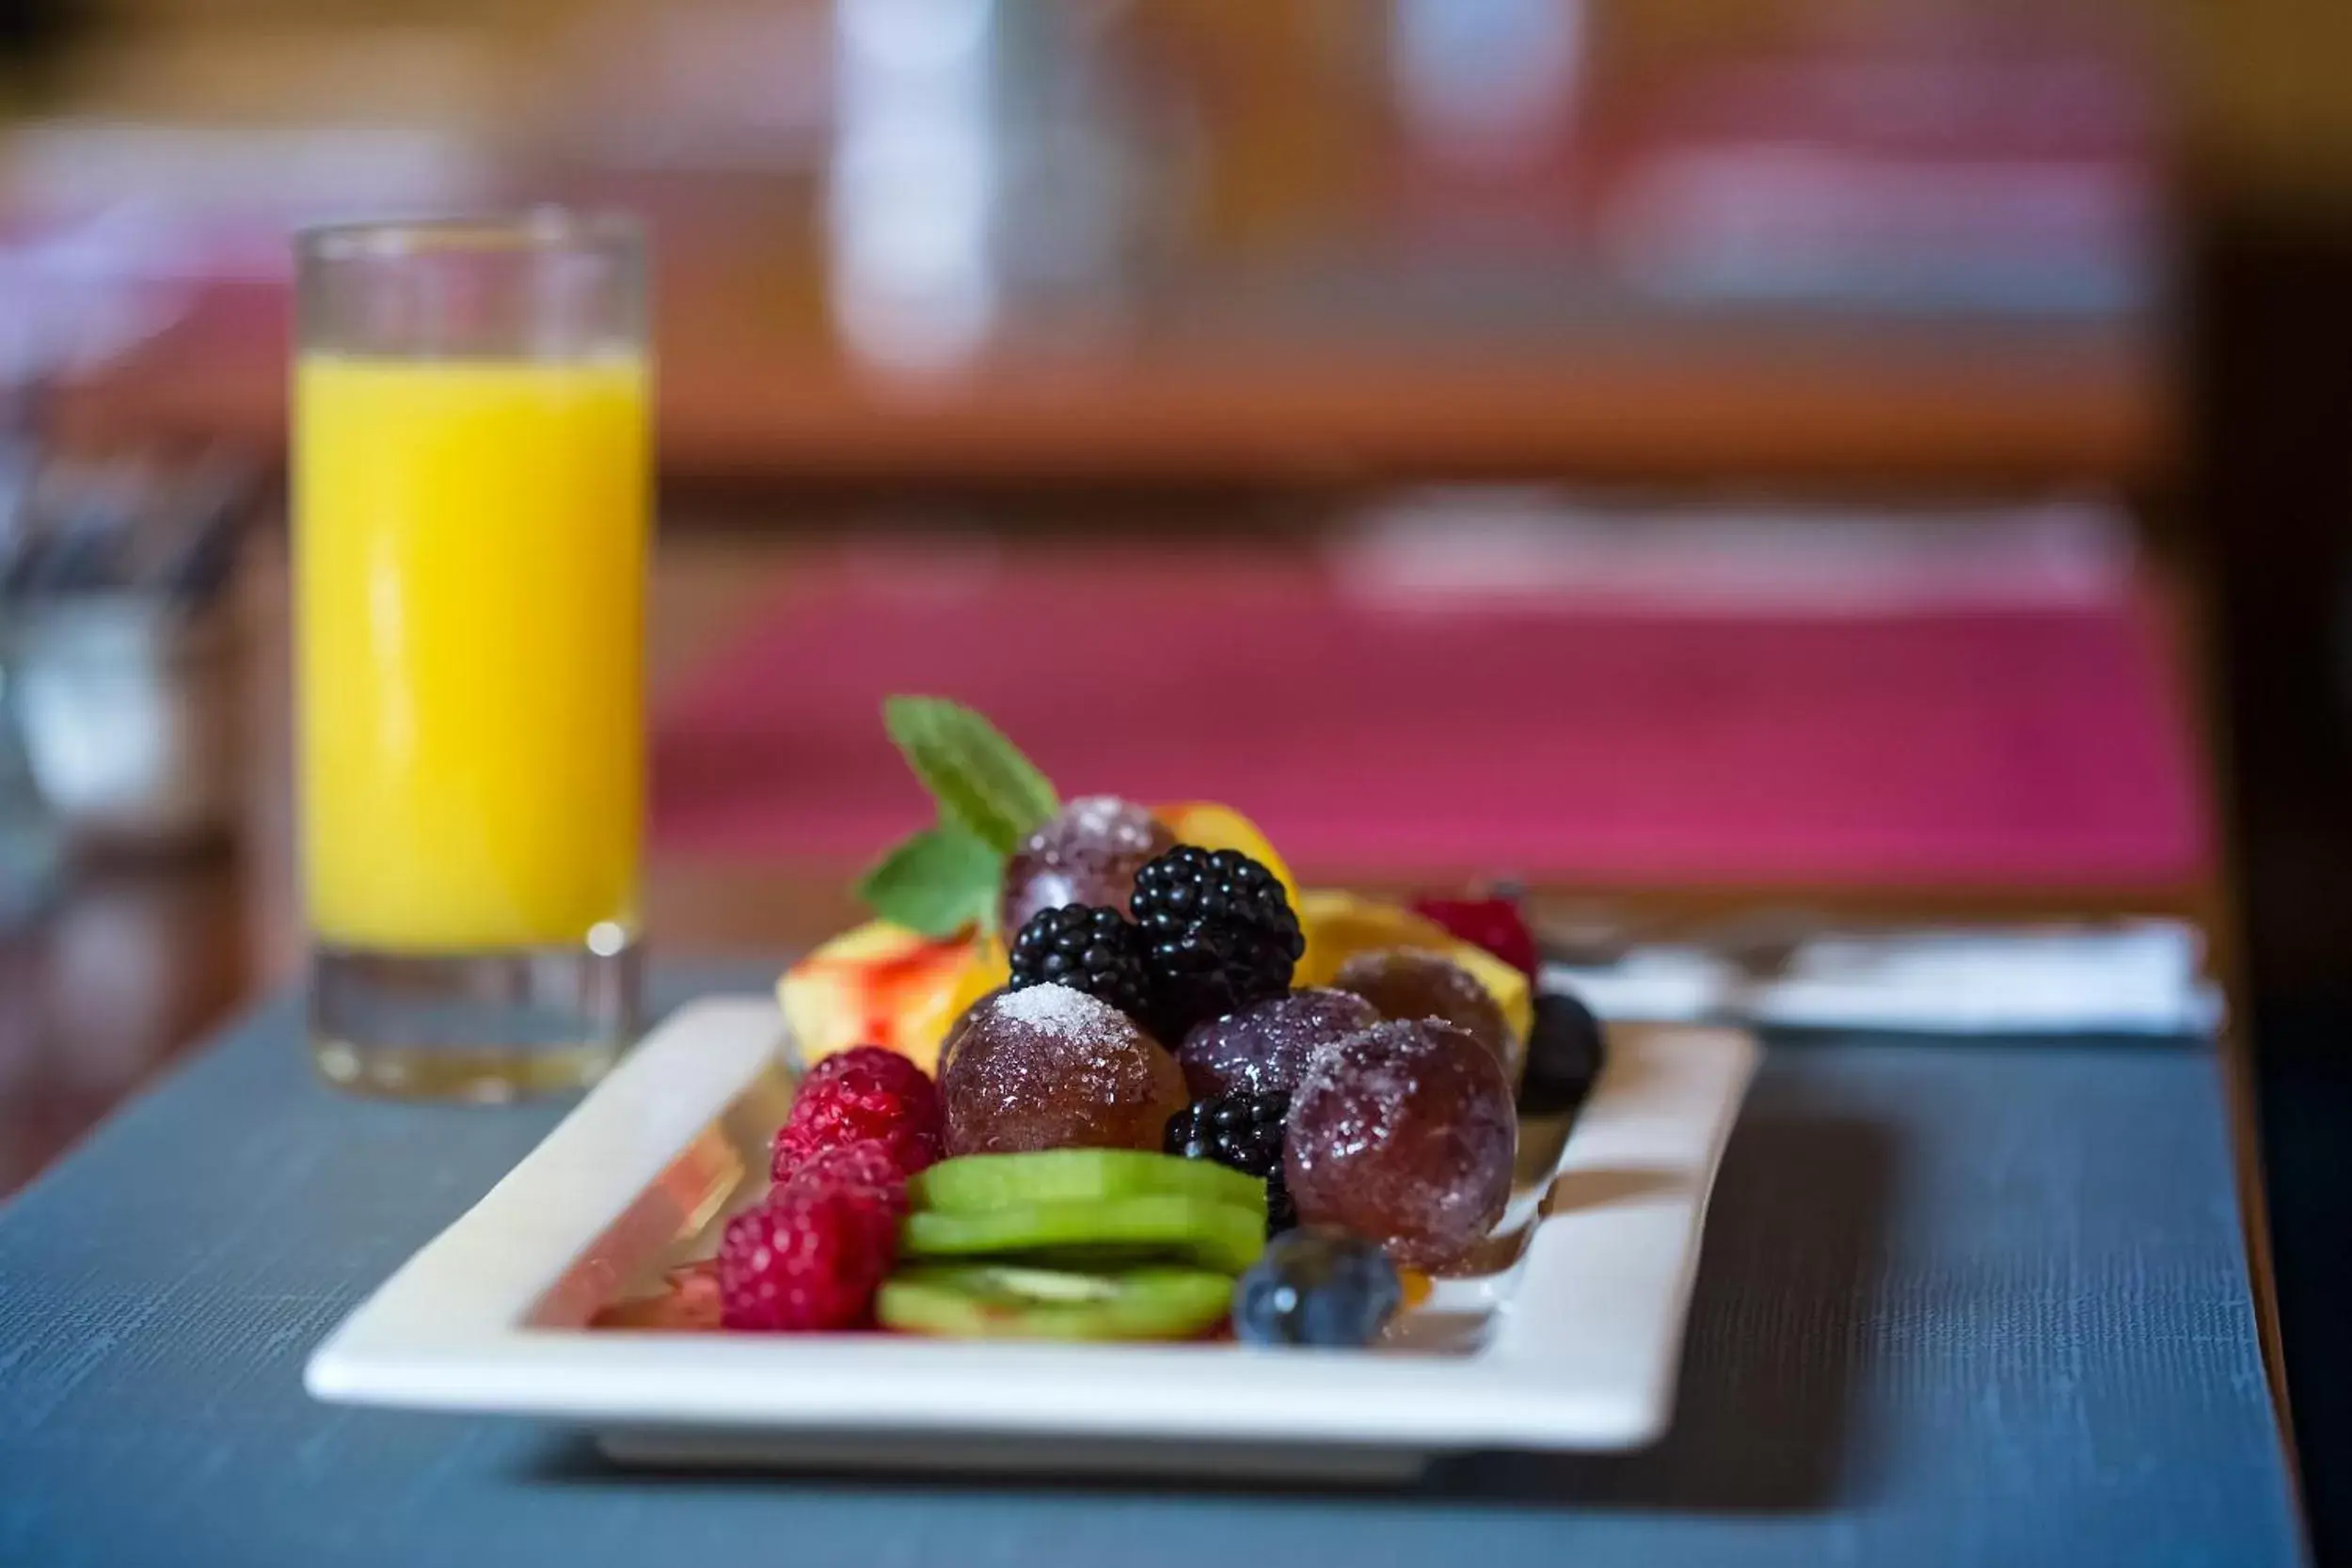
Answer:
xmin=653 ymin=547 xmax=2205 ymax=884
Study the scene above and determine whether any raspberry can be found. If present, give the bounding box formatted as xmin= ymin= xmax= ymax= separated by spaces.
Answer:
xmin=772 ymin=1138 xmax=913 ymax=1216
xmin=771 ymin=1117 xmax=937 ymax=1186
xmin=718 ymin=1185 xmax=898 ymax=1332
xmin=772 ymin=1046 xmax=944 ymax=1181
xmin=801 ymin=1043 xmax=939 ymax=1109
xmin=1408 ymin=894 xmax=1538 ymax=978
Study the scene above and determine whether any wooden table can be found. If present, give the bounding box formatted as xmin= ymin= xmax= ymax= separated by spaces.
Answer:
xmin=56 ymin=278 xmax=2162 ymax=487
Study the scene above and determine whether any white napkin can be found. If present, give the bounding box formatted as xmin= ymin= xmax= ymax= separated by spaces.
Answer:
xmin=1545 ymin=921 xmax=2221 ymax=1036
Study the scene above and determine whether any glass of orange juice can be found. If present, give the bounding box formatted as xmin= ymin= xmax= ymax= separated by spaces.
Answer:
xmin=294 ymin=214 xmax=649 ymax=1098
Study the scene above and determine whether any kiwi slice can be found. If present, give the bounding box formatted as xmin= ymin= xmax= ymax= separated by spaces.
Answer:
xmin=899 ymin=1195 xmax=1268 ymax=1275
xmin=910 ymin=1149 xmax=1267 ymax=1216
xmin=879 ymin=1264 xmax=1234 ymax=1341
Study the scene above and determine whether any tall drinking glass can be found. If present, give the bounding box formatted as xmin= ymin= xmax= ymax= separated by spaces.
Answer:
xmin=294 ymin=214 xmax=649 ymax=1099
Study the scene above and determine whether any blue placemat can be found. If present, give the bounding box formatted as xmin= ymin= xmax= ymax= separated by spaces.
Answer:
xmin=0 ymin=972 xmax=2303 ymax=1568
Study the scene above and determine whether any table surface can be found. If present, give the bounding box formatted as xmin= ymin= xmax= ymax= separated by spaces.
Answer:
xmin=0 ymin=971 xmax=2301 ymax=1568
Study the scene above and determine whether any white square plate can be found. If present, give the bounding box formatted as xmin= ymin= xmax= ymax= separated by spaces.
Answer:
xmin=307 ymin=993 xmax=1756 ymax=1477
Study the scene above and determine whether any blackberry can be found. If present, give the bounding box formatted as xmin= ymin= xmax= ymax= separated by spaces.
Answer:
xmin=1264 ymin=1165 xmax=1299 ymax=1236
xmin=1129 ymin=846 xmax=1304 ymax=1040
xmin=1007 ymin=904 xmax=1152 ymax=1024
xmin=1165 ymin=1088 xmax=1288 ymax=1175
xmin=1165 ymin=1090 xmax=1296 ymax=1237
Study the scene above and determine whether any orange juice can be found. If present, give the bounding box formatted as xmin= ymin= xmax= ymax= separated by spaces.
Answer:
xmin=294 ymin=355 xmax=649 ymax=952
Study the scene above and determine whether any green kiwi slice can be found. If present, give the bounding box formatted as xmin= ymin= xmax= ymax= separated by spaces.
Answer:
xmin=878 ymin=1264 xmax=1233 ymax=1341
xmin=898 ymin=1195 xmax=1267 ymax=1275
xmin=909 ymin=1149 xmax=1267 ymax=1216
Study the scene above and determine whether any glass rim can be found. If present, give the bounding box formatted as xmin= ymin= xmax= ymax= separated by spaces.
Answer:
xmin=296 ymin=209 xmax=643 ymax=264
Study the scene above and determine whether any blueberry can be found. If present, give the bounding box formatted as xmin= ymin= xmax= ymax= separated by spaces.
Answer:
xmin=1519 ymin=990 xmax=1605 ymax=1116
xmin=1232 ymin=1227 xmax=1403 ymax=1347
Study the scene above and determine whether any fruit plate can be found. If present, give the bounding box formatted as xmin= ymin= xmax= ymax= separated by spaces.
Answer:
xmin=306 ymin=993 xmax=1757 ymax=1479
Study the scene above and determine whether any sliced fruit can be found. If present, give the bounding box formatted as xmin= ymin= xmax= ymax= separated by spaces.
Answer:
xmin=912 ymin=1148 xmax=1266 ymax=1216
xmin=777 ymin=922 xmax=1009 ymax=1073
xmin=1295 ymin=890 xmax=1534 ymax=1044
xmin=879 ymin=1264 xmax=1233 ymax=1341
xmin=1333 ymin=948 xmax=1521 ymax=1083
xmin=1293 ymin=891 xmax=1452 ymax=987
xmin=899 ymin=1194 xmax=1268 ymax=1275
xmin=943 ymin=933 xmax=1009 ymax=1025
xmin=1154 ymin=801 xmax=1300 ymax=911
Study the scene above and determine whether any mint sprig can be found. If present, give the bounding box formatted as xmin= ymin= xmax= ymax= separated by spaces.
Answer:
xmin=882 ymin=696 xmax=1058 ymax=857
xmin=857 ymin=696 xmax=1059 ymax=936
xmin=855 ymin=823 xmax=1003 ymax=938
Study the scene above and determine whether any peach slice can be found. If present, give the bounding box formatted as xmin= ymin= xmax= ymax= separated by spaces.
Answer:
xmin=942 ymin=933 xmax=1009 ymax=1029
xmin=778 ymin=922 xmax=1010 ymax=1075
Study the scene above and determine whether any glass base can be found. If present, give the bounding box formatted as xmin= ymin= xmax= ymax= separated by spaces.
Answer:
xmin=309 ymin=938 xmax=643 ymax=1101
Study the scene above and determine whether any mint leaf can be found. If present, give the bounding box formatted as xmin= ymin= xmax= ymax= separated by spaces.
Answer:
xmin=882 ymin=696 xmax=1058 ymax=856
xmin=855 ymin=824 xmax=1001 ymax=938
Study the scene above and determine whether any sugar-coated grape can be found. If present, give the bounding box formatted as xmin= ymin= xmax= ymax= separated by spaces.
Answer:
xmin=1284 ymin=1019 xmax=1516 ymax=1271
xmin=1000 ymin=795 xmax=1175 ymax=936
xmin=935 ymin=986 xmax=1005 ymax=1081
xmin=1333 ymin=948 xmax=1522 ymax=1085
xmin=940 ymin=984 xmax=1188 ymax=1156
xmin=1176 ymin=988 xmax=1380 ymax=1101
